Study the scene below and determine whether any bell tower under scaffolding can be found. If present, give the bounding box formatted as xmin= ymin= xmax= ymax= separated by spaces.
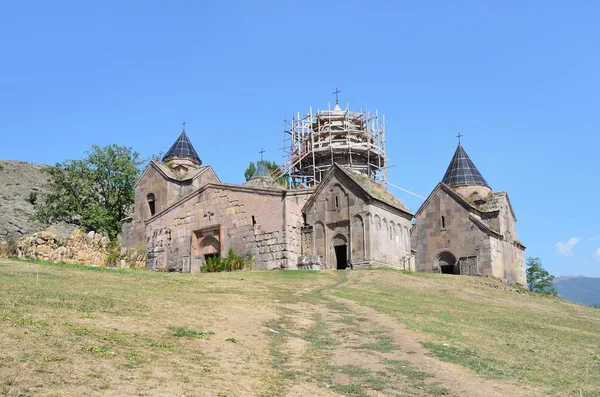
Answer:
xmin=280 ymin=102 xmax=387 ymax=188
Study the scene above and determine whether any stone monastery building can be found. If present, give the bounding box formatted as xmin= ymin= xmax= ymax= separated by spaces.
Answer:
xmin=122 ymin=100 xmax=526 ymax=285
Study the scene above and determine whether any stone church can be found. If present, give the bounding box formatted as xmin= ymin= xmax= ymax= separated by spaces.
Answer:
xmin=122 ymin=102 xmax=526 ymax=285
xmin=410 ymin=143 xmax=526 ymax=285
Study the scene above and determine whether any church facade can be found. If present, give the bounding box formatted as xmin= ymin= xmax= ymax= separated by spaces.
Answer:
xmin=410 ymin=143 xmax=526 ymax=285
xmin=122 ymin=130 xmax=414 ymax=272
xmin=123 ymin=113 xmax=526 ymax=285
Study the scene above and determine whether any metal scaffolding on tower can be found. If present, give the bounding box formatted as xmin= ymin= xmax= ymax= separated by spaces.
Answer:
xmin=279 ymin=102 xmax=387 ymax=188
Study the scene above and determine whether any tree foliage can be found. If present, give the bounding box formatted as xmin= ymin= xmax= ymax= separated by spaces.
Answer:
xmin=526 ymin=257 xmax=557 ymax=296
xmin=244 ymin=160 xmax=281 ymax=181
xmin=35 ymin=144 xmax=144 ymax=239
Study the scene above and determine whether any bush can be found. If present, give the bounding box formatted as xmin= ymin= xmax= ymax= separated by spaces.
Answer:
xmin=105 ymin=240 xmax=120 ymax=267
xmin=0 ymin=236 xmax=19 ymax=257
xmin=201 ymin=248 xmax=253 ymax=273
xmin=25 ymin=191 xmax=38 ymax=205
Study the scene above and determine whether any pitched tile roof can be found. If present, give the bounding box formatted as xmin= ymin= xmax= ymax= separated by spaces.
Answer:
xmin=336 ymin=165 xmax=413 ymax=215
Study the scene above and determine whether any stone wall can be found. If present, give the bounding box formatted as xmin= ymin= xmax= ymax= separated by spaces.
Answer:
xmin=144 ymin=184 xmax=310 ymax=272
xmin=303 ymin=171 xmax=412 ymax=270
xmin=411 ymin=187 xmax=492 ymax=275
xmin=15 ymin=228 xmax=145 ymax=268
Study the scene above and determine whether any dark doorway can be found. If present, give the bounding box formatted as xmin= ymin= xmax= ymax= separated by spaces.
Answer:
xmin=204 ymin=253 xmax=219 ymax=261
xmin=334 ymin=245 xmax=347 ymax=270
xmin=437 ymin=251 xmax=458 ymax=274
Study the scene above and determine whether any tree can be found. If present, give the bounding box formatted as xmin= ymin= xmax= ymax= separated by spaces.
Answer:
xmin=244 ymin=160 xmax=282 ymax=181
xmin=526 ymin=257 xmax=557 ymax=296
xmin=35 ymin=144 xmax=144 ymax=239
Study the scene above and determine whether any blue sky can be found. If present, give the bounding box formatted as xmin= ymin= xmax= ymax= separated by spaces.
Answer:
xmin=1 ymin=1 xmax=598 ymax=277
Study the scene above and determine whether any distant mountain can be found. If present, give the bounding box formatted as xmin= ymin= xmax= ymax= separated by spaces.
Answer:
xmin=554 ymin=276 xmax=600 ymax=306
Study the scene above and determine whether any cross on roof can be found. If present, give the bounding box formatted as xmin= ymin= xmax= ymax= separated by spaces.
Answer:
xmin=182 ymin=121 xmax=186 ymax=132
xmin=333 ymin=87 xmax=341 ymax=104
xmin=456 ymin=132 xmax=463 ymax=144
xmin=259 ymin=148 xmax=265 ymax=162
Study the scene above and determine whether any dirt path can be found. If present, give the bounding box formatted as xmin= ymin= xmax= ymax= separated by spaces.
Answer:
xmin=263 ymin=273 xmax=542 ymax=397
xmin=327 ymin=294 xmax=542 ymax=397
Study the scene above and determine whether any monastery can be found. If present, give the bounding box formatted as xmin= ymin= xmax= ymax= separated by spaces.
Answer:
xmin=122 ymin=99 xmax=526 ymax=285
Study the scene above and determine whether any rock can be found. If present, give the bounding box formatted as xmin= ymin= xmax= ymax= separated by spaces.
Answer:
xmin=36 ymin=244 xmax=54 ymax=258
xmin=86 ymin=231 xmax=95 ymax=241
xmin=37 ymin=230 xmax=56 ymax=241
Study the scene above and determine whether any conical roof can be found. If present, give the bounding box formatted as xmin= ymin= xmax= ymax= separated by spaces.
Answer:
xmin=162 ymin=131 xmax=202 ymax=165
xmin=251 ymin=161 xmax=271 ymax=179
xmin=243 ymin=161 xmax=283 ymax=190
xmin=441 ymin=144 xmax=489 ymax=188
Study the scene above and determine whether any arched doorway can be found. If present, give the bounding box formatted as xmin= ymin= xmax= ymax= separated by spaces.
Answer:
xmin=332 ymin=234 xmax=348 ymax=270
xmin=437 ymin=251 xmax=458 ymax=274
xmin=200 ymin=237 xmax=220 ymax=261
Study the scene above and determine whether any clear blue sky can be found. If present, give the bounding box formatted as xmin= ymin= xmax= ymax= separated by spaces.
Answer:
xmin=1 ymin=1 xmax=598 ymax=277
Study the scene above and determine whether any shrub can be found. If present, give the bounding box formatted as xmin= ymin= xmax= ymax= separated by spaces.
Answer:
xmin=0 ymin=236 xmax=19 ymax=257
xmin=25 ymin=191 xmax=38 ymax=205
xmin=201 ymin=248 xmax=252 ymax=273
xmin=105 ymin=240 xmax=120 ymax=267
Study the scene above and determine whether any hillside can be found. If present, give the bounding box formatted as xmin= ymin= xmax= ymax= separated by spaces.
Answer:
xmin=554 ymin=276 xmax=600 ymax=306
xmin=0 ymin=160 xmax=49 ymax=240
xmin=0 ymin=160 xmax=74 ymax=241
xmin=1 ymin=260 xmax=598 ymax=397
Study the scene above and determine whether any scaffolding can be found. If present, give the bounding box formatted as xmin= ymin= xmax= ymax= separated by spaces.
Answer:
xmin=280 ymin=103 xmax=387 ymax=188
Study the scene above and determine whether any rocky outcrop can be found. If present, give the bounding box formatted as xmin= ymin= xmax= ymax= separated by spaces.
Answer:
xmin=16 ymin=228 xmax=145 ymax=268
xmin=0 ymin=160 xmax=75 ymax=240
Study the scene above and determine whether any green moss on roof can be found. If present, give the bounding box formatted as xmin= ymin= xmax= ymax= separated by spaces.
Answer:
xmin=336 ymin=166 xmax=413 ymax=215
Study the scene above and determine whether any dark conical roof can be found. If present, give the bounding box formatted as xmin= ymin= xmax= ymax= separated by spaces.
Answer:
xmin=441 ymin=144 xmax=489 ymax=188
xmin=251 ymin=161 xmax=271 ymax=179
xmin=162 ymin=131 xmax=202 ymax=165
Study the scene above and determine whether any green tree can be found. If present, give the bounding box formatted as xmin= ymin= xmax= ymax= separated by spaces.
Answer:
xmin=244 ymin=160 xmax=281 ymax=181
xmin=526 ymin=257 xmax=557 ymax=296
xmin=34 ymin=144 xmax=144 ymax=239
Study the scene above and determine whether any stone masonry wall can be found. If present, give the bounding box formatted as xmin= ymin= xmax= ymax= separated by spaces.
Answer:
xmin=15 ymin=228 xmax=145 ymax=268
xmin=411 ymin=188 xmax=493 ymax=276
xmin=145 ymin=184 xmax=301 ymax=272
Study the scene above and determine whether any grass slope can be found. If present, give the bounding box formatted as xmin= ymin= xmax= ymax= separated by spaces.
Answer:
xmin=1 ymin=259 xmax=599 ymax=396
xmin=334 ymin=270 xmax=600 ymax=395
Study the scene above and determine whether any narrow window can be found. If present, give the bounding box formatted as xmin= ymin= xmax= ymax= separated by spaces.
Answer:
xmin=252 ymin=215 xmax=256 ymax=226
xmin=302 ymin=213 xmax=307 ymax=225
xmin=441 ymin=216 xmax=445 ymax=229
xmin=147 ymin=193 xmax=156 ymax=216
xmin=335 ymin=196 xmax=339 ymax=209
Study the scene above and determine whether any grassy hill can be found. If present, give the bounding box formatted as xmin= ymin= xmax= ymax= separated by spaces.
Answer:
xmin=1 ymin=259 xmax=598 ymax=396
xmin=554 ymin=276 xmax=600 ymax=306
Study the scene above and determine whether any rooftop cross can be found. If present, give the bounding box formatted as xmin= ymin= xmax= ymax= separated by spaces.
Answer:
xmin=259 ymin=148 xmax=265 ymax=162
xmin=182 ymin=121 xmax=186 ymax=132
xmin=456 ymin=132 xmax=463 ymax=144
xmin=333 ymin=87 xmax=341 ymax=105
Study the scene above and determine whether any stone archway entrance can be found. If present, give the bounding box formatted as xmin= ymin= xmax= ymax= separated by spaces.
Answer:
xmin=437 ymin=251 xmax=458 ymax=274
xmin=200 ymin=236 xmax=220 ymax=260
xmin=332 ymin=234 xmax=348 ymax=270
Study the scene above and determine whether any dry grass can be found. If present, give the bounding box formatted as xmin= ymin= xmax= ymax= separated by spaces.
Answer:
xmin=333 ymin=269 xmax=600 ymax=396
xmin=1 ymin=259 xmax=598 ymax=396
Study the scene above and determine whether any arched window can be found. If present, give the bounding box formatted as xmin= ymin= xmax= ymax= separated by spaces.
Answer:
xmin=335 ymin=195 xmax=339 ymax=209
xmin=147 ymin=193 xmax=156 ymax=216
xmin=441 ymin=216 xmax=445 ymax=229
